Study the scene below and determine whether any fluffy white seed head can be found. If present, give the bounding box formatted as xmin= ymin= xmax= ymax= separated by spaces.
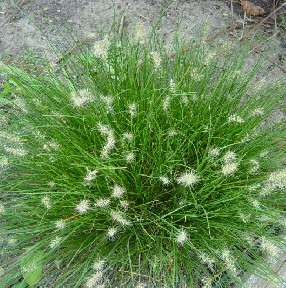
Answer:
xmin=119 ymin=200 xmax=129 ymax=209
xmin=100 ymin=95 xmax=114 ymax=114
xmin=48 ymin=181 xmax=55 ymax=188
xmin=41 ymin=196 xmax=51 ymax=210
xmin=50 ymin=236 xmax=62 ymax=249
xmin=84 ymin=169 xmax=98 ymax=182
xmin=75 ymin=199 xmax=90 ymax=214
xmin=124 ymin=151 xmax=135 ymax=163
xmin=162 ymin=96 xmax=170 ymax=112
xmin=70 ymin=89 xmax=93 ymax=107
xmin=249 ymin=159 xmax=260 ymax=174
xmin=94 ymin=198 xmax=110 ymax=208
xmin=107 ymin=227 xmax=118 ymax=238
xmin=150 ymin=51 xmax=161 ymax=70
xmin=222 ymin=162 xmax=239 ymax=176
xmin=222 ymin=151 xmax=236 ymax=164
xmin=85 ymin=271 xmax=103 ymax=288
xmin=176 ymin=171 xmax=199 ymax=187
xmin=251 ymin=107 xmax=264 ymax=116
xmin=159 ymin=176 xmax=170 ymax=185
xmin=228 ymin=114 xmax=244 ymax=123
xmin=199 ymin=252 xmax=215 ymax=267
xmin=208 ymin=147 xmax=220 ymax=158
xmin=190 ymin=68 xmax=203 ymax=82
xmin=0 ymin=156 xmax=9 ymax=170
xmin=181 ymin=95 xmax=189 ymax=105
xmin=0 ymin=204 xmax=4 ymax=214
xmin=98 ymin=123 xmax=116 ymax=158
xmin=167 ymin=129 xmax=178 ymax=136
xmin=0 ymin=131 xmax=22 ymax=143
xmin=169 ymin=79 xmax=176 ymax=93
xmin=128 ymin=102 xmax=138 ymax=118
xmin=260 ymin=237 xmax=279 ymax=256
xmin=267 ymin=170 xmax=286 ymax=190
xmin=175 ymin=229 xmax=188 ymax=245
xmin=92 ymin=259 xmax=105 ymax=271
xmin=122 ymin=132 xmax=134 ymax=142
xmin=93 ymin=35 xmax=110 ymax=58
xmin=111 ymin=185 xmax=126 ymax=199
xmin=110 ymin=210 xmax=131 ymax=226
xmin=4 ymin=147 xmax=27 ymax=157
xmin=134 ymin=20 xmax=147 ymax=44
xmin=55 ymin=219 xmax=66 ymax=230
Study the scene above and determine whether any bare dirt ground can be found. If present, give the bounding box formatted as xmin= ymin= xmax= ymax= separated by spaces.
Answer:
xmin=0 ymin=0 xmax=285 ymax=287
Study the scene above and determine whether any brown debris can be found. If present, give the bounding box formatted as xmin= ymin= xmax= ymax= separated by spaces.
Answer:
xmin=241 ymin=1 xmax=265 ymax=16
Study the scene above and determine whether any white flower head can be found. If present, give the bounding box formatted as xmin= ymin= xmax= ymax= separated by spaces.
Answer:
xmin=50 ymin=236 xmax=62 ymax=249
xmin=48 ymin=181 xmax=55 ymax=188
xmin=169 ymin=79 xmax=176 ymax=93
xmin=159 ymin=176 xmax=170 ymax=185
xmin=98 ymin=123 xmax=116 ymax=158
xmin=249 ymin=159 xmax=260 ymax=174
xmin=222 ymin=162 xmax=239 ymax=176
xmin=119 ymin=200 xmax=129 ymax=209
xmin=8 ymin=238 xmax=17 ymax=246
xmin=93 ymin=35 xmax=110 ymax=58
xmin=128 ymin=102 xmax=138 ymax=118
xmin=176 ymin=171 xmax=199 ymax=187
xmin=41 ymin=196 xmax=51 ymax=210
xmin=85 ymin=271 xmax=103 ymax=288
xmin=208 ymin=147 xmax=220 ymax=158
xmin=0 ymin=204 xmax=4 ymax=214
xmin=251 ymin=107 xmax=264 ymax=116
xmin=266 ymin=170 xmax=286 ymax=190
xmin=249 ymin=198 xmax=260 ymax=209
xmin=199 ymin=252 xmax=215 ymax=267
xmin=175 ymin=229 xmax=188 ymax=245
xmin=4 ymin=147 xmax=27 ymax=157
xmin=222 ymin=151 xmax=236 ymax=164
xmin=110 ymin=210 xmax=131 ymax=226
xmin=190 ymin=68 xmax=203 ymax=82
xmin=201 ymin=276 xmax=212 ymax=288
xmin=70 ymin=89 xmax=93 ymax=107
xmin=92 ymin=259 xmax=105 ymax=271
xmin=167 ymin=129 xmax=178 ymax=136
xmin=124 ymin=151 xmax=135 ymax=163
xmin=100 ymin=95 xmax=114 ymax=114
xmin=134 ymin=20 xmax=147 ymax=44
xmin=55 ymin=219 xmax=66 ymax=230
xmin=162 ymin=96 xmax=170 ymax=112
xmin=111 ymin=184 xmax=126 ymax=199
xmin=228 ymin=114 xmax=244 ymax=124
xmin=181 ymin=95 xmax=189 ymax=105
xmin=94 ymin=198 xmax=110 ymax=208
xmin=122 ymin=132 xmax=134 ymax=142
xmin=0 ymin=157 xmax=9 ymax=170
xmin=107 ymin=226 xmax=118 ymax=238
xmin=150 ymin=51 xmax=161 ymax=70
xmin=260 ymin=237 xmax=279 ymax=256
xmin=75 ymin=199 xmax=90 ymax=214
xmin=84 ymin=169 xmax=98 ymax=182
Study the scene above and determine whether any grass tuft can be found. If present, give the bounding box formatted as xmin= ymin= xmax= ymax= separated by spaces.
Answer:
xmin=0 ymin=23 xmax=285 ymax=288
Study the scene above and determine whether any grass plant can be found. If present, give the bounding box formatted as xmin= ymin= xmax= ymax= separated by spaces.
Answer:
xmin=0 ymin=21 xmax=285 ymax=288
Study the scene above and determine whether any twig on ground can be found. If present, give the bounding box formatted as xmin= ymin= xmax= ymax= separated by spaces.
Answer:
xmin=0 ymin=58 xmax=45 ymax=69
xmin=237 ymin=3 xmax=286 ymax=42
xmin=250 ymin=47 xmax=286 ymax=73
xmin=0 ymin=0 xmax=28 ymax=28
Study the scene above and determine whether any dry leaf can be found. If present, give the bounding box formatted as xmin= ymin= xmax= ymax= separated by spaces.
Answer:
xmin=241 ymin=1 xmax=265 ymax=16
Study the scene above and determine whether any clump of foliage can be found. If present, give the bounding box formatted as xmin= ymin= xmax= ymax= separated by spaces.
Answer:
xmin=0 ymin=23 xmax=285 ymax=288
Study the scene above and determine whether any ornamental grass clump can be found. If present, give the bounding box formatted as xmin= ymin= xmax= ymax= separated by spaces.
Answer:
xmin=0 ymin=26 xmax=285 ymax=288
